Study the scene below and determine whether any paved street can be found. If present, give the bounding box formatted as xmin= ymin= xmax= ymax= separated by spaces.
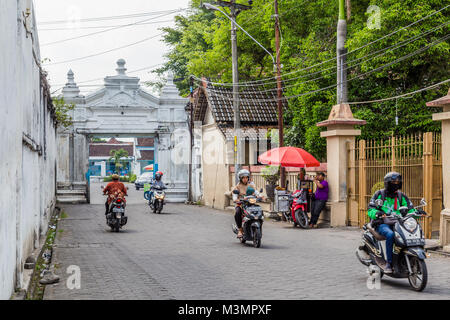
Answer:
xmin=44 ymin=187 xmax=450 ymax=300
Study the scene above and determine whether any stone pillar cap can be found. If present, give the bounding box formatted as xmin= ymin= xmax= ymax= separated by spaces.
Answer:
xmin=317 ymin=103 xmax=366 ymax=127
xmin=426 ymin=88 xmax=450 ymax=107
xmin=116 ymin=59 xmax=127 ymax=75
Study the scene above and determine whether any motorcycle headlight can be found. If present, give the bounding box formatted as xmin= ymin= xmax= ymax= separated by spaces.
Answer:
xmin=404 ymin=218 xmax=417 ymax=233
xmin=249 ymin=198 xmax=256 ymax=204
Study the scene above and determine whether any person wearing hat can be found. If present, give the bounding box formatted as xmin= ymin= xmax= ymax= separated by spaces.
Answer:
xmin=103 ymin=174 xmax=128 ymax=215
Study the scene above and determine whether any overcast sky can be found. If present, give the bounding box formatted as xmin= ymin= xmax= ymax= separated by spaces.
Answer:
xmin=34 ymin=0 xmax=190 ymax=96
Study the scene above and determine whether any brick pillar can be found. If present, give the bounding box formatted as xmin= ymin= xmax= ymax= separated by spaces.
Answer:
xmin=317 ymin=103 xmax=366 ymax=227
xmin=427 ymin=88 xmax=450 ymax=251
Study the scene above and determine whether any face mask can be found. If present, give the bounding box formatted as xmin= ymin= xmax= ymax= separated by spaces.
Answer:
xmin=387 ymin=183 xmax=401 ymax=194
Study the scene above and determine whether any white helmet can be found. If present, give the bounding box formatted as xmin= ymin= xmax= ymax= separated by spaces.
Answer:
xmin=238 ymin=169 xmax=250 ymax=182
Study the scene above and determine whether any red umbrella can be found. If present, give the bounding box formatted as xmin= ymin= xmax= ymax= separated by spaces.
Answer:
xmin=258 ymin=147 xmax=320 ymax=168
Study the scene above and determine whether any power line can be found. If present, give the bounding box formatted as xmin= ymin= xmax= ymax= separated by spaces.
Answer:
xmin=195 ymin=4 xmax=450 ymax=86
xmin=51 ymin=63 xmax=164 ymax=86
xmin=194 ymin=20 xmax=450 ymax=89
xmin=41 ymin=10 xmax=181 ymax=46
xmin=38 ymin=8 xmax=187 ymax=25
xmin=38 ymin=19 xmax=175 ymax=31
xmin=203 ymin=33 xmax=450 ymax=103
xmin=347 ymin=79 xmax=450 ymax=105
xmin=43 ymin=33 xmax=163 ymax=66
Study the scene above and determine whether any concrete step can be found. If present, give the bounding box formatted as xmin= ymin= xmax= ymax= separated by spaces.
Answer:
xmin=57 ymin=195 xmax=87 ymax=204
xmin=57 ymin=181 xmax=87 ymax=190
xmin=165 ymin=198 xmax=188 ymax=203
xmin=57 ymin=189 xmax=86 ymax=195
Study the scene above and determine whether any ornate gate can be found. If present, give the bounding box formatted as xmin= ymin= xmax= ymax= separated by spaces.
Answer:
xmin=347 ymin=132 xmax=442 ymax=238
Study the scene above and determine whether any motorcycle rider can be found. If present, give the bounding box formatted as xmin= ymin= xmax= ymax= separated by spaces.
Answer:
xmin=232 ymin=169 xmax=262 ymax=238
xmin=149 ymin=171 xmax=166 ymax=205
xmin=103 ymin=174 xmax=128 ymax=215
xmin=367 ymin=172 xmax=417 ymax=273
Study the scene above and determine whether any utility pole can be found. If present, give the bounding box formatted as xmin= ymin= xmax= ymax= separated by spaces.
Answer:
xmin=274 ymin=0 xmax=286 ymax=188
xmin=188 ymin=76 xmax=194 ymax=202
xmin=337 ymin=0 xmax=348 ymax=104
xmin=206 ymin=1 xmax=252 ymax=184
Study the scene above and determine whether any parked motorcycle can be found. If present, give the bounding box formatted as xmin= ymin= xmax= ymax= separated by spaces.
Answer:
xmin=149 ymin=185 xmax=166 ymax=214
xmin=281 ymin=181 xmax=314 ymax=228
xmin=232 ymin=190 xmax=264 ymax=248
xmin=356 ymin=198 xmax=429 ymax=291
xmin=101 ymin=186 xmax=128 ymax=232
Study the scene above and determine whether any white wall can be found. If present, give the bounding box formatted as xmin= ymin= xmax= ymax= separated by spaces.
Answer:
xmin=0 ymin=1 xmax=57 ymax=299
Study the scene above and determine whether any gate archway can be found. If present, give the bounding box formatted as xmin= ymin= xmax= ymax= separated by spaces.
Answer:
xmin=56 ymin=60 xmax=189 ymax=203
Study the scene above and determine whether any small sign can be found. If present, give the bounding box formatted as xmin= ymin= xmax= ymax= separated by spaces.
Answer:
xmin=144 ymin=183 xmax=151 ymax=192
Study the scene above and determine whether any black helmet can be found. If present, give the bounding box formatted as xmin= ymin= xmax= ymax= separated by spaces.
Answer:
xmin=384 ymin=172 xmax=402 ymax=194
xmin=155 ymin=171 xmax=163 ymax=181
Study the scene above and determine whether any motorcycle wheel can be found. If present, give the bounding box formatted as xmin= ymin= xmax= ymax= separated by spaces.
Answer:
xmin=295 ymin=209 xmax=309 ymax=229
xmin=253 ymin=228 xmax=261 ymax=248
xmin=408 ymin=256 xmax=428 ymax=291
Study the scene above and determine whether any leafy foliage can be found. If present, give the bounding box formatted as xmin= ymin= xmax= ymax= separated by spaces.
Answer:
xmin=159 ymin=0 xmax=449 ymax=160
xmin=261 ymin=165 xmax=280 ymax=185
xmin=109 ymin=149 xmax=129 ymax=174
xmin=52 ymin=97 xmax=75 ymax=128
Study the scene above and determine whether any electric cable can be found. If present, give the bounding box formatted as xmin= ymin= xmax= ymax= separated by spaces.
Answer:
xmin=50 ymin=63 xmax=164 ymax=86
xmin=38 ymin=20 xmax=175 ymax=31
xmin=38 ymin=8 xmax=187 ymax=25
xmin=41 ymin=10 xmax=181 ymax=46
xmin=202 ymin=33 xmax=450 ymax=103
xmin=347 ymin=79 xmax=450 ymax=105
xmin=194 ymin=4 xmax=450 ymax=86
xmin=43 ymin=33 xmax=163 ymax=66
xmin=193 ymin=20 xmax=450 ymax=90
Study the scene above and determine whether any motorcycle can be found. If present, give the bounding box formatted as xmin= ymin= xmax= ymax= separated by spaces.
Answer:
xmin=101 ymin=186 xmax=128 ymax=232
xmin=283 ymin=188 xmax=312 ymax=228
xmin=149 ymin=185 xmax=166 ymax=214
xmin=356 ymin=198 xmax=429 ymax=291
xmin=280 ymin=180 xmax=314 ymax=228
xmin=231 ymin=190 xmax=264 ymax=248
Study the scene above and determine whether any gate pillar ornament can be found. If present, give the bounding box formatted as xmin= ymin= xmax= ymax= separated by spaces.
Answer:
xmin=427 ymin=88 xmax=450 ymax=251
xmin=317 ymin=103 xmax=366 ymax=227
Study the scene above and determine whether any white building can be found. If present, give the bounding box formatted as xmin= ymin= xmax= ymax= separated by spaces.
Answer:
xmin=57 ymin=60 xmax=189 ymax=202
xmin=0 ymin=0 xmax=57 ymax=299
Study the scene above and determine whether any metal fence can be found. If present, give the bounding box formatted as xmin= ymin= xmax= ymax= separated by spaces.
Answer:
xmin=347 ymin=132 xmax=442 ymax=238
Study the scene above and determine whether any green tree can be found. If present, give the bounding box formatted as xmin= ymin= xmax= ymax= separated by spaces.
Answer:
xmin=159 ymin=0 xmax=449 ymax=160
xmin=109 ymin=148 xmax=129 ymax=174
xmin=90 ymin=137 xmax=107 ymax=143
xmin=52 ymin=97 xmax=75 ymax=128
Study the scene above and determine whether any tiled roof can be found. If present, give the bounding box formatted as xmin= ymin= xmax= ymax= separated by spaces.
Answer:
xmin=89 ymin=144 xmax=134 ymax=157
xmin=106 ymin=137 xmax=121 ymax=144
xmin=193 ymin=83 xmax=282 ymax=125
xmin=218 ymin=124 xmax=276 ymax=141
xmin=137 ymin=150 xmax=154 ymax=160
xmin=136 ymin=138 xmax=154 ymax=147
